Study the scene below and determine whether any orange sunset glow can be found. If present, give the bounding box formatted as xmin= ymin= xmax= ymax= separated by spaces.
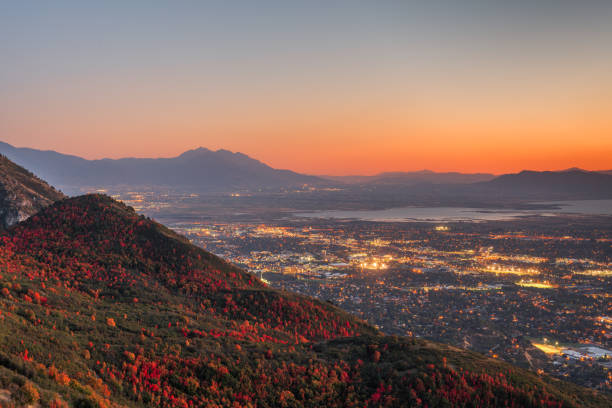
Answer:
xmin=1 ymin=2 xmax=611 ymax=175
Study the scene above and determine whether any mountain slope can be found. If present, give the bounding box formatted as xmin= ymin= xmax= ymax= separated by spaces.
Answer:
xmin=0 ymin=195 xmax=610 ymax=407
xmin=8 ymin=195 xmax=369 ymax=342
xmin=0 ymin=142 xmax=326 ymax=193
xmin=475 ymin=169 xmax=612 ymax=199
xmin=0 ymin=155 xmax=65 ymax=229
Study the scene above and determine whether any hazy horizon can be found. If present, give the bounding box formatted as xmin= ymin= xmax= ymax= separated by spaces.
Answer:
xmin=2 ymin=140 xmax=610 ymax=177
xmin=2 ymin=1 xmax=611 ymax=174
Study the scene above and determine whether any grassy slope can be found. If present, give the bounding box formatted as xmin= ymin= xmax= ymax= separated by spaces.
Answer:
xmin=0 ymin=195 xmax=609 ymax=407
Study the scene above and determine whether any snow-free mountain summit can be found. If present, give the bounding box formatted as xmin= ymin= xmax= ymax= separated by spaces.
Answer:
xmin=0 ymin=142 xmax=326 ymax=194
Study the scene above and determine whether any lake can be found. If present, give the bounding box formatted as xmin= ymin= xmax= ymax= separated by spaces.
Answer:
xmin=295 ymin=199 xmax=612 ymax=222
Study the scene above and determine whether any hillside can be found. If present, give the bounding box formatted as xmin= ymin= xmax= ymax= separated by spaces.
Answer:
xmin=0 ymin=195 xmax=610 ymax=407
xmin=476 ymin=170 xmax=612 ymax=199
xmin=0 ymin=142 xmax=326 ymax=194
xmin=0 ymin=155 xmax=64 ymax=229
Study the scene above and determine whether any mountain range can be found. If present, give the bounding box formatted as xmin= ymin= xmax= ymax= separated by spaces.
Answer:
xmin=0 ymin=156 xmax=610 ymax=406
xmin=323 ymin=170 xmax=497 ymax=185
xmin=1 ymin=141 xmax=611 ymax=201
xmin=0 ymin=142 xmax=325 ymax=194
xmin=474 ymin=169 xmax=612 ymax=199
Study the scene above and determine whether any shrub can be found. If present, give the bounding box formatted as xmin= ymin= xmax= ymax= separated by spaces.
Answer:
xmin=15 ymin=382 xmax=40 ymax=404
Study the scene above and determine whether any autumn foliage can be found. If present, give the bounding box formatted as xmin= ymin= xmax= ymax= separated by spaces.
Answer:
xmin=0 ymin=195 xmax=609 ymax=407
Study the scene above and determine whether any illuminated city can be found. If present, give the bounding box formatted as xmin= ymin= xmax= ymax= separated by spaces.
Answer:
xmin=109 ymin=189 xmax=612 ymax=393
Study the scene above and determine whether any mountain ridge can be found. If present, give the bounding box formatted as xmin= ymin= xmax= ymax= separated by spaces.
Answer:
xmin=476 ymin=169 xmax=612 ymax=199
xmin=324 ymin=170 xmax=496 ymax=185
xmin=0 ymin=154 xmax=65 ymax=228
xmin=0 ymin=142 xmax=326 ymax=194
xmin=3 ymin=142 xmax=611 ymax=200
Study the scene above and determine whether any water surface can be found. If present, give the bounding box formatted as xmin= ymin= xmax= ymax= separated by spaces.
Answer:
xmin=296 ymin=199 xmax=612 ymax=222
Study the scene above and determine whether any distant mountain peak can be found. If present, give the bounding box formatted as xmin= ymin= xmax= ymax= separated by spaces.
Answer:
xmin=177 ymin=146 xmax=213 ymax=157
xmin=215 ymin=148 xmax=233 ymax=154
xmin=0 ymin=141 xmax=326 ymax=193
xmin=516 ymin=167 xmax=597 ymax=174
xmin=178 ymin=147 xmax=246 ymax=158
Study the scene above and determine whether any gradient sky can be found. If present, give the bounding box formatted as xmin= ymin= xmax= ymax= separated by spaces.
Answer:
xmin=1 ymin=1 xmax=611 ymax=175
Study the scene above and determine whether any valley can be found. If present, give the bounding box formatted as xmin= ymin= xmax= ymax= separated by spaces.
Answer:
xmin=103 ymin=188 xmax=612 ymax=394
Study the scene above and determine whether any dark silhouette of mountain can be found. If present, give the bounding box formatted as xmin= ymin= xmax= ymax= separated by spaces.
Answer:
xmin=324 ymin=170 xmax=496 ymax=185
xmin=0 ymin=155 xmax=64 ymax=228
xmin=558 ymin=167 xmax=612 ymax=175
xmin=0 ymin=142 xmax=326 ymax=193
xmin=0 ymin=193 xmax=609 ymax=406
xmin=476 ymin=169 xmax=612 ymax=199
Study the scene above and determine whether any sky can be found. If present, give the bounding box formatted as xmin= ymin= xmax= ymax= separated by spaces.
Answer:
xmin=1 ymin=1 xmax=611 ymax=175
